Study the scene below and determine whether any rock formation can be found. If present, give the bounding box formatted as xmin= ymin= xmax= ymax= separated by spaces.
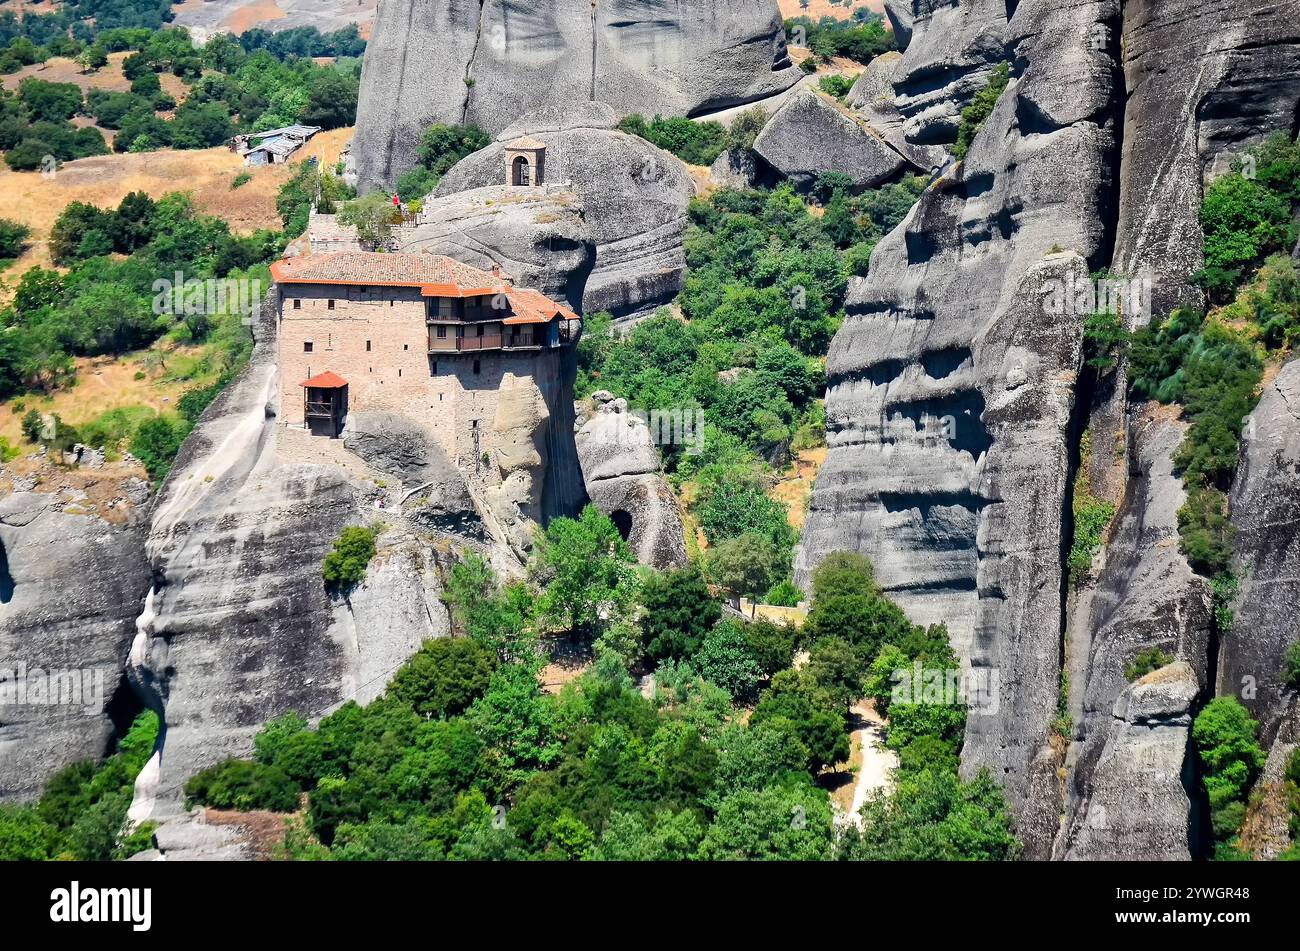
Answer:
xmin=1112 ymin=0 xmax=1300 ymax=315
xmin=796 ymin=0 xmax=1123 ymax=856
xmin=352 ymin=0 xmax=801 ymax=191
xmin=0 ymin=484 xmax=150 ymax=801
xmin=126 ymin=296 xmax=451 ymax=828
xmin=433 ymin=104 xmax=694 ymax=320
xmin=1223 ymin=360 xmax=1300 ymax=745
xmin=575 ymin=393 xmax=688 ymax=570
xmin=1057 ymin=662 xmax=1201 ymax=860
xmin=752 ymin=88 xmax=910 ymax=189
xmin=401 ymin=186 xmax=596 ymax=312
xmin=1055 ymin=408 xmax=1212 ymax=859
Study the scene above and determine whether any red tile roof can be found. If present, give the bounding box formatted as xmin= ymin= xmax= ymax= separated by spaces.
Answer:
xmin=271 ymin=252 xmax=505 ymax=295
xmin=502 ymin=287 xmax=578 ymax=324
xmin=300 ymin=370 xmax=348 ymax=389
xmin=272 ymin=252 xmax=580 ymax=326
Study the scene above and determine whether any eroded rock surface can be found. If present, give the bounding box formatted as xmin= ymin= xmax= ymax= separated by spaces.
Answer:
xmin=752 ymin=88 xmax=910 ymax=189
xmin=0 ymin=492 xmax=150 ymax=801
xmin=401 ymin=186 xmax=596 ymax=312
xmin=575 ymin=392 xmax=687 ymax=569
xmin=796 ymin=0 xmax=1122 ymax=857
xmin=434 ymin=105 xmax=693 ymax=319
xmin=1224 ymin=360 xmax=1300 ymax=745
xmin=1056 ymin=407 xmax=1212 ymax=859
xmin=1058 ymin=662 xmax=1201 ymax=860
xmin=353 ymin=0 xmax=800 ymax=191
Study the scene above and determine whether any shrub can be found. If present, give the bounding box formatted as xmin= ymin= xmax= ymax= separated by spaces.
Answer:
xmin=0 ymin=216 xmax=31 ymax=258
xmin=129 ymin=414 xmax=191 ymax=482
xmin=640 ymin=566 xmax=722 ymax=662
xmin=617 ymin=114 xmax=728 ymax=166
xmin=1125 ymin=647 xmax=1175 ymax=681
xmin=321 ymin=524 xmax=380 ymax=590
xmin=1192 ymin=697 xmax=1266 ymax=840
xmin=184 ymin=759 xmax=300 ymax=812
xmin=385 ymin=637 xmax=498 ymax=719
xmin=817 ymin=74 xmax=853 ymax=101
xmin=952 ymin=61 xmax=1010 ymax=160
xmin=1283 ymin=641 xmax=1300 ymax=690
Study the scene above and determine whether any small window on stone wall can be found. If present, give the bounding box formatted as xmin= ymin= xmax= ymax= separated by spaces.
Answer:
xmin=403 ymin=344 xmax=409 ymax=350
xmin=293 ymin=299 xmax=301 ymax=310
xmin=473 ymin=359 xmax=481 ymax=375
xmin=328 ymin=299 xmax=335 ymax=310
xmin=366 ymin=340 xmax=371 ymax=351
xmin=303 ymin=341 xmax=313 ymax=353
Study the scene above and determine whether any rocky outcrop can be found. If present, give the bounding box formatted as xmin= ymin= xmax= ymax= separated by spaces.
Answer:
xmin=1223 ymin=360 xmax=1300 ymax=745
xmin=796 ymin=0 xmax=1122 ymax=857
xmin=0 ymin=490 xmax=150 ymax=801
xmin=353 ymin=0 xmax=801 ymax=191
xmin=1056 ymin=407 xmax=1212 ymax=859
xmin=883 ymin=0 xmax=914 ymax=51
xmin=401 ymin=186 xmax=596 ymax=312
xmin=889 ymin=0 xmax=1008 ymax=149
xmin=845 ymin=51 xmax=947 ymax=172
xmin=434 ymin=105 xmax=694 ymax=320
xmin=1113 ymin=0 xmax=1300 ymax=316
xmin=752 ymin=88 xmax=910 ymax=189
xmin=1057 ymin=662 xmax=1201 ymax=860
xmin=575 ymin=392 xmax=687 ymax=569
xmin=709 ymin=148 xmax=762 ymax=191
xmin=342 ymin=411 xmax=485 ymax=540
xmin=126 ymin=296 xmax=451 ymax=826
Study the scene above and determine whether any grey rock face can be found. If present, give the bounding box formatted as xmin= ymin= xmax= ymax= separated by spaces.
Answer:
xmin=0 ymin=494 xmax=150 ymax=802
xmin=352 ymin=0 xmax=801 ymax=191
xmin=401 ymin=185 xmax=596 ymax=312
xmin=890 ymin=0 xmax=1008 ymax=148
xmin=434 ymin=115 xmax=693 ymax=320
xmin=709 ymin=148 xmax=761 ymax=191
xmin=1224 ymin=360 xmax=1300 ymax=745
xmin=127 ymin=298 xmax=450 ymax=823
xmin=1114 ymin=0 xmax=1300 ymax=316
xmin=883 ymin=0 xmax=914 ymax=51
xmin=1056 ymin=407 xmax=1212 ymax=859
xmin=752 ymin=88 xmax=909 ymax=189
xmin=575 ymin=394 xmax=687 ymax=569
xmin=796 ymin=0 xmax=1122 ymax=857
xmin=342 ymin=411 xmax=485 ymax=540
xmin=845 ymin=51 xmax=947 ymax=172
xmin=1058 ymin=662 xmax=1201 ymax=860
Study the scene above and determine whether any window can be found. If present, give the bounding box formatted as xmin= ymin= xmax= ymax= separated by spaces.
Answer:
xmin=436 ymin=325 xmax=447 ymax=339
xmin=398 ymin=369 xmax=402 ymax=377
xmin=476 ymin=324 xmax=484 ymax=337
xmin=327 ymin=299 xmax=335 ymax=310
xmin=429 ymin=359 xmax=438 ymax=375
xmin=366 ymin=340 xmax=371 ymax=351
xmin=303 ymin=341 xmax=313 ymax=353
xmin=292 ymin=299 xmax=301 ymax=310
xmin=403 ymin=344 xmax=409 ymax=350
xmin=473 ymin=359 xmax=481 ymax=375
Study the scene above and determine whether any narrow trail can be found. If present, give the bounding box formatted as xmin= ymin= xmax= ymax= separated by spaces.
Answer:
xmin=836 ymin=701 xmax=898 ymax=829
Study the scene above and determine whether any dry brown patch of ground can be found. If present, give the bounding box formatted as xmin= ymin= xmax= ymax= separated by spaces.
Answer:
xmin=2 ymin=52 xmax=187 ymax=100
xmin=778 ymin=0 xmax=885 ymax=20
xmin=0 ymin=348 xmax=202 ymax=444
xmin=772 ymin=443 xmax=827 ymax=531
xmin=201 ymin=807 xmax=296 ymax=860
xmin=0 ymin=126 xmax=352 ymax=288
xmin=225 ymin=0 xmax=286 ymax=33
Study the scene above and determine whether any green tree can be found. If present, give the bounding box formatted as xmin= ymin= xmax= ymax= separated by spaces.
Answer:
xmin=639 ymin=565 xmax=721 ymax=661
xmin=321 ymin=523 xmax=380 ymax=590
xmin=693 ymin=619 xmax=763 ymax=700
xmin=385 ymin=638 xmax=498 ymax=720
xmin=532 ymin=506 xmax=637 ymax=637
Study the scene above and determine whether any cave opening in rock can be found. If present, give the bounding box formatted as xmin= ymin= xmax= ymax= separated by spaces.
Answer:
xmin=0 ymin=538 xmax=14 ymax=604
xmin=610 ymin=509 xmax=633 ymax=542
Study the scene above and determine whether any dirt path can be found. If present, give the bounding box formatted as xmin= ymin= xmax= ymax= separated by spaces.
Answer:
xmin=835 ymin=701 xmax=898 ymax=828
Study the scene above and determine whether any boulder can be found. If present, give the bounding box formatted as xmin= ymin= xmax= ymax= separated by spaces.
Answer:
xmin=752 ymin=88 xmax=910 ymax=189
xmin=575 ymin=394 xmax=687 ymax=569
xmin=709 ymin=148 xmax=761 ymax=191
xmin=352 ymin=0 xmax=801 ymax=191
xmin=846 ymin=51 xmax=947 ymax=172
xmin=883 ymin=0 xmax=914 ymax=51
xmin=401 ymin=185 xmax=595 ymax=312
xmin=433 ymin=109 xmax=694 ymax=320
